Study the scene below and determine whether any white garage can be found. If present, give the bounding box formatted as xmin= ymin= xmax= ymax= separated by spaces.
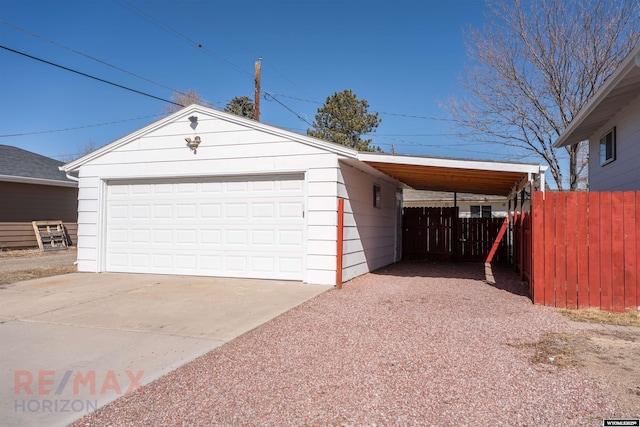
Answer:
xmin=105 ymin=175 xmax=305 ymax=280
xmin=62 ymin=104 xmax=403 ymax=285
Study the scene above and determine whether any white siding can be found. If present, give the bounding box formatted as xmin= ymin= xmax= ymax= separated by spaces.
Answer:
xmin=75 ymin=113 xmax=341 ymax=285
xmin=589 ymin=96 xmax=640 ymax=191
xmin=338 ymin=162 xmax=399 ymax=282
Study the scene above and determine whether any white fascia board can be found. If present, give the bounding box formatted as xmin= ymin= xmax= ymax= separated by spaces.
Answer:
xmin=0 ymin=175 xmax=78 ymax=188
xmin=61 ymin=104 xmax=357 ymax=172
xmin=554 ymin=44 xmax=640 ymax=148
xmin=357 ymin=152 xmax=546 ymax=175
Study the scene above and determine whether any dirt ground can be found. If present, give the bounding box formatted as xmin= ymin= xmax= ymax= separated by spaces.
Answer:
xmin=524 ymin=322 xmax=640 ymax=418
xmin=0 ymin=247 xmax=77 ymax=286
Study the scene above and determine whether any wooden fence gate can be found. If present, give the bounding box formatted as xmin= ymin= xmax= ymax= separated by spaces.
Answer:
xmin=402 ymin=207 xmax=508 ymax=262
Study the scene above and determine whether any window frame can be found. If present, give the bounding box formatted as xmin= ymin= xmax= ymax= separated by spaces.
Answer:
xmin=599 ymin=126 xmax=616 ymax=166
xmin=373 ymin=184 xmax=381 ymax=208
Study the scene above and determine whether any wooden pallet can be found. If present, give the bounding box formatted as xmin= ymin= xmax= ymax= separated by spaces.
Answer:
xmin=32 ymin=221 xmax=69 ymax=252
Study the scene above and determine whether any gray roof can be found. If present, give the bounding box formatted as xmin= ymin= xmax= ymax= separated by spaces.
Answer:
xmin=0 ymin=145 xmax=77 ymax=186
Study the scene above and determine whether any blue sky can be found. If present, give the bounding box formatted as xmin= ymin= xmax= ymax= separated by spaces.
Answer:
xmin=0 ymin=0 xmax=527 ymax=165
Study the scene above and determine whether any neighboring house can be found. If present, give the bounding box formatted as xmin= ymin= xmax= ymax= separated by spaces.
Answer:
xmin=554 ymin=44 xmax=640 ymax=191
xmin=0 ymin=145 xmax=78 ymax=249
xmin=403 ymin=189 xmax=509 ymax=218
xmin=60 ymin=104 xmax=546 ymax=285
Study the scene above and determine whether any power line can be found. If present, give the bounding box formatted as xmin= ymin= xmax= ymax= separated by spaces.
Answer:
xmin=0 ymin=20 xmax=193 ymax=99
xmin=169 ymin=0 xmax=314 ymax=99
xmin=0 ymin=114 xmax=162 ymax=138
xmin=114 ymin=0 xmax=254 ymax=79
xmin=376 ymin=111 xmax=457 ymax=122
xmin=267 ymin=92 xmax=323 ymax=105
xmin=262 ymin=93 xmax=457 ymax=122
xmin=263 ymin=91 xmax=313 ymax=126
xmin=0 ymin=45 xmax=182 ymax=106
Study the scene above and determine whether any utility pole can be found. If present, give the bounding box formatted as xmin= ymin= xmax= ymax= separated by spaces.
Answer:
xmin=254 ymin=57 xmax=262 ymax=121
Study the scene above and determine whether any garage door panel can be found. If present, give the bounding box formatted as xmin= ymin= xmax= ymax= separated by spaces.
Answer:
xmin=280 ymin=257 xmax=303 ymax=274
xmin=252 ymin=256 xmax=274 ymax=272
xmin=225 ymin=203 xmax=248 ymax=218
xmin=252 ymin=229 xmax=275 ymax=245
xmin=106 ymin=175 xmax=304 ymax=280
xmin=279 ymin=229 xmax=303 ymax=245
xmin=201 ymin=204 xmax=222 ymax=218
xmin=176 ymin=204 xmax=197 ymax=218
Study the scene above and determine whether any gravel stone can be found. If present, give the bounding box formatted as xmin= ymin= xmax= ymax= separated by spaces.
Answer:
xmin=73 ymin=262 xmax=622 ymax=426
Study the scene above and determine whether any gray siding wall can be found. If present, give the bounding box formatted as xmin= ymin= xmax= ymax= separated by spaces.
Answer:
xmin=589 ymin=96 xmax=640 ymax=191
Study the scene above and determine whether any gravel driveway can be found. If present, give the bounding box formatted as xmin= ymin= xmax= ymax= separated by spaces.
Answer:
xmin=74 ymin=262 xmax=622 ymax=426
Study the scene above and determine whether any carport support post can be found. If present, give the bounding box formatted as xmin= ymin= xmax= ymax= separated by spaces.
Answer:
xmin=453 ymin=192 xmax=458 ymax=262
xmin=336 ymin=198 xmax=344 ymax=289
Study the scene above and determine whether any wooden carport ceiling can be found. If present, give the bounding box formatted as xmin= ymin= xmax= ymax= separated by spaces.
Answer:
xmin=363 ymin=161 xmax=526 ymax=196
xmin=356 ymin=153 xmax=547 ymax=197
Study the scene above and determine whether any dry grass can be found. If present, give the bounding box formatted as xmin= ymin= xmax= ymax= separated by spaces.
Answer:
xmin=513 ymin=332 xmax=587 ymax=368
xmin=558 ymin=308 xmax=640 ymax=327
xmin=0 ymin=248 xmax=41 ymax=258
xmin=0 ymin=265 xmax=77 ymax=286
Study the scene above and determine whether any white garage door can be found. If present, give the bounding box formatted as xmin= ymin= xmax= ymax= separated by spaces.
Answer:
xmin=105 ymin=174 xmax=305 ymax=280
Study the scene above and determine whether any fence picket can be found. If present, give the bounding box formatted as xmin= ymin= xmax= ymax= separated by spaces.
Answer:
xmin=588 ymin=192 xmax=601 ymax=309
xmin=637 ymin=193 xmax=640 ymax=310
xmin=611 ymin=192 xmax=625 ymax=312
xmin=532 ymin=192 xmax=545 ymax=305
xmin=554 ymin=193 xmax=567 ymax=308
xmin=623 ymin=191 xmax=637 ymax=311
xmin=576 ymin=192 xmax=590 ymax=309
xmin=565 ymin=192 xmax=578 ymax=309
xmin=599 ymin=192 xmax=613 ymax=311
xmin=544 ymin=193 xmax=556 ymax=306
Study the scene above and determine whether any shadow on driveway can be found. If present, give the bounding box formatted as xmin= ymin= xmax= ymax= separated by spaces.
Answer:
xmin=370 ymin=260 xmax=530 ymax=298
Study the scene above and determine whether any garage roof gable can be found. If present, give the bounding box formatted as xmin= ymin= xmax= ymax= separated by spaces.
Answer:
xmin=60 ymin=104 xmax=358 ymax=172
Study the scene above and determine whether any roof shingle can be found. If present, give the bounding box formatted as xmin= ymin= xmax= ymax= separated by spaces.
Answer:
xmin=0 ymin=145 xmax=76 ymax=184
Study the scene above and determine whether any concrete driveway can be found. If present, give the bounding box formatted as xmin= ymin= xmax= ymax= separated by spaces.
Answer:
xmin=0 ymin=273 xmax=330 ymax=427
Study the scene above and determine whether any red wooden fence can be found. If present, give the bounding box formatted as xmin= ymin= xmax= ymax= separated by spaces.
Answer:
xmin=530 ymin=191 xmax=639 ymax=312
xmin=458 ymin=217 xmax=509 ymax=262
xmin=402 ymin=207 xmax=508 ymax=262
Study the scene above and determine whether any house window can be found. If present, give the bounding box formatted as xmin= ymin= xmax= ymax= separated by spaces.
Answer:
xmin=373 ymin=184 xmax=381 ymax=208
xmin=600 ymin=127 xmax=616 ymax=165
xmin=471 ymin=205 xmax=492 ymax=218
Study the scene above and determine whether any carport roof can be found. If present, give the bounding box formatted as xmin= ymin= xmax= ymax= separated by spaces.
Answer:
xmin=356 ymin=152 xmax=547 ymax=197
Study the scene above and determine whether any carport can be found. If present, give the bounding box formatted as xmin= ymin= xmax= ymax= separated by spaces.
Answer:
xmin=337 ymin=152 xmax=547 ymax=284
xmin=357 ymin=152 xmax=546 ymax=198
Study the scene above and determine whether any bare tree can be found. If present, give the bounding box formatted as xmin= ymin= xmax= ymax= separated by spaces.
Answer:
xmin=447 ymin=0 xmax=639 ymax=190
xmin=60 ymin=140 xmax=101 ymax=162
xmin=162 ymin=89 xmax=211 ymax=114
